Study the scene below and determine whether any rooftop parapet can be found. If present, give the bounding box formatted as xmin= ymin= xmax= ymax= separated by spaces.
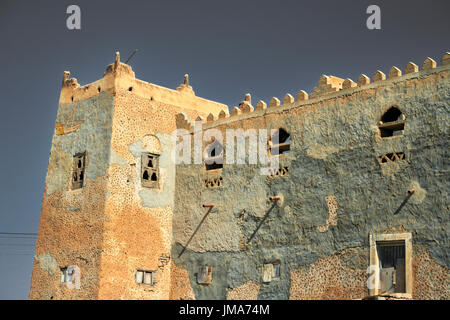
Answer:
xmin=177 ymin=51 xmax=450 ymax=130
xmin=59 ymin=52 xmax=228 ymax=116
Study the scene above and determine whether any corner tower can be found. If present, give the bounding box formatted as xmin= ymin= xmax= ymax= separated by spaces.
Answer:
xmin=29 ymin=53 xmax=227 ymax=299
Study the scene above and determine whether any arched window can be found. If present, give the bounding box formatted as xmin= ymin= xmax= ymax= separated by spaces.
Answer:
xmin=205 ymin=139 xmax=223 ymax=171
xmin=378 ymin=107 xmax=405 ymax=138
xmin=269 ymin=128 xmax=291 ymax=155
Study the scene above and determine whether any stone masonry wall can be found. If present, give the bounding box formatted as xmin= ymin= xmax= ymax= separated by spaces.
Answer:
xmin=171 ymin=56 xmax=449 ymax=299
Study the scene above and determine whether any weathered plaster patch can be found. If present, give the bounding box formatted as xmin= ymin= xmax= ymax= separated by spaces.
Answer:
xmin=110 ymin=149 xmax=129 ymax=166
xmin=380 ymin=161 xmax=403 ymax=176
xmin=408 ymin=180 xmax=426 ymax=204
xmin=46 ymin=92 xmax=114 ymax=195
xmin=35 ymin=253 xmax=58 ymax=275
xmin=306 ymin=144 xmax=340 ymax=159
xmin=317 ymin=195 xmax=338 ymax=232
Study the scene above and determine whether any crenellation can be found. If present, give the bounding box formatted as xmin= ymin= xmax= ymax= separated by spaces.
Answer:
xmin=297 ymin=90 xmax=308 ymax=101
xmin=373 ymin=70 xmax=386 ymax=82
xmin=207 ymin=113 xmax=216 ymax=122
xmin=175 ymin=112 xmax=193 ymax=130
xmin=184 ymin=52 xmax=450 ymax=131
xmin=342 ymin=78 xmax=357 ymax=89
xmin=255 ymin=100 xmax=267 ymax=111
xmin=422 ymin=57 xmax=437 ymax=70
xmin=239 ymin=93 xmax=254 ymax=113
xmin=442 ymin=52 xmax=450 ymax=66
xmin=312 ymin=75 xmax=345 ymax=97
xmin=357 ymin=74 xmax=370 ymax=86
xmin=269 ymin=97 xmax=280 ymax=107
xmin=218 ymin=109 xmax=229 ymax=119
xmin=405 ymin=62 xmax=419 ymax=74
xmin=240 ymin=103 xmax=254 ymax=113
xmin=388 ymin=66 xmax=402 ymax=79
xmin=283 ymin=93 xmax=295 ymax=104
xmin=230 ymin=106 xmax=242 ymax=116
xmin=62 ymin=71 xmax=71 ymax=86
xmin=62 ymin=71 xmax=80 ymax=89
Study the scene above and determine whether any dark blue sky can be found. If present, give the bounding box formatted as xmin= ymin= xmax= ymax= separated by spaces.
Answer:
xmin=0 ymin=0 xmax=448 ymax=299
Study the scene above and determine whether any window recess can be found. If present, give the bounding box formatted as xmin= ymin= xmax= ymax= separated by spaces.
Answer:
xmin=141 ymin=153 xmax=159 ymax=188
xmin=72 ymin=152 xmax=86 ymax=190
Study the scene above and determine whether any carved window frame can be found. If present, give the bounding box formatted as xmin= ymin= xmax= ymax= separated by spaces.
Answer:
xmin=141 ymin=153 xmax=160 ymax=188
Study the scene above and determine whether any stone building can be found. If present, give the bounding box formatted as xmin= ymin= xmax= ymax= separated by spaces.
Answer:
xmin=29 ymin=51 xmax=450 ymax=300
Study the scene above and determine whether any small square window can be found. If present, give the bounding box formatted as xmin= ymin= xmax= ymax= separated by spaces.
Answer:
xmin=135 ymin=270 xmax=156 ymax=286
xmin=60 ymin=267 xmax=74 ymax=284
xmin=72 ymin=152 xmax=86 ymax=190
xmin=262 ymin=262 xmax=280 ymax=283
xmin=141 ymin=153 xmax=159 ymax=188
xmin=197 ymin=265 xmax=213 ymax=285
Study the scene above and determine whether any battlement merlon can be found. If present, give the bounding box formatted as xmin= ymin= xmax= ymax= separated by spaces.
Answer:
xmin=177 ymin=51 xmax=450 ymax=132
xmin=59 ymin=52 xmax=228 ymax=117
